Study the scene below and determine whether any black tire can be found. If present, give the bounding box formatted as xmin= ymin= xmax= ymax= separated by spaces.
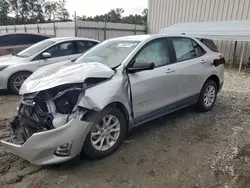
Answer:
xmin=197 ymin=80 xmax=218 ymax=112
xmin=8 ymin=72 xmax=31 ymax=94
xmin=82 ymin=107 xmax=126 ymax=159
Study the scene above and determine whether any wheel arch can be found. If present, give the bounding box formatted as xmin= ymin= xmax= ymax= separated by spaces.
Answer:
xmin=107 ymin=102 xmax=130 ymax=133
xmin=7 ymin=71 xmax=33 ymax=89
xmin=204 ymin=75 xmax=220 ymax=91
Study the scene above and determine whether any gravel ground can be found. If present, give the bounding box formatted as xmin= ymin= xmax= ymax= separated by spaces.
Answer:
xmin=0 ymin=69 xmax=250 ymax=188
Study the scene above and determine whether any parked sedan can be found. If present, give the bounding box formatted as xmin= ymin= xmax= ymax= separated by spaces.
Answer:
xmin=1 ymin=34 xmax=225 ymax=165
xmin=0 ymin=33 xmax=52 ymax=56
xmin=0 ymin=37 xmax=99 ymax=93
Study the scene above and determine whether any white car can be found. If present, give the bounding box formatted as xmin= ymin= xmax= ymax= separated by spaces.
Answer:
xmin=0 ymin=37 xmax=99 ymax=94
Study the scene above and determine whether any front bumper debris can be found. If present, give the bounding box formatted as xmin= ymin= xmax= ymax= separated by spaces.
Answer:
xmin=1 ymin=119 xmax=92 ymax=166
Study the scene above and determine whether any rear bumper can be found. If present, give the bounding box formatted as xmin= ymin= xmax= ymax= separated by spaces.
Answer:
xmin=1 ymin=119 xmax=92 ymax=166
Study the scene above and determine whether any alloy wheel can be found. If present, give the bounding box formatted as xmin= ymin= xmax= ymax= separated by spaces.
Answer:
xmin=203 ymin=85 xmax=216 ymax=107
xmin=13 ymin=75 xmax=28 ymax=91
xmin=90 ymin=115 xmax=121 ymax=151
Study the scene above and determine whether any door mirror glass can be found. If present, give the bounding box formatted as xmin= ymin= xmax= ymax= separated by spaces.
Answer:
xmin=42 ymin=52 xmax=51 ymax=59
xmin=128 ymin=61 xmax=155 ymax=73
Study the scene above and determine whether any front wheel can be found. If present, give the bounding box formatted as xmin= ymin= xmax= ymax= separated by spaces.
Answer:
xmin=82 ymin=107 xmax=126 ymax=159
xmin=197 ymin=80 xmax=218 ymax=112
xmin=8 ymin=72 xmax=31 ymax=94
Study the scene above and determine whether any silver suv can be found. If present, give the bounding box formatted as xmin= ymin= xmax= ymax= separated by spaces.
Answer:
xmin=1 ymin=35 xmax=225 ymax=165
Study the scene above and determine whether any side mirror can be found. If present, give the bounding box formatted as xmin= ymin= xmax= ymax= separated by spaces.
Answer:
xmin=42 ymin=52 xmax=51 ymax=59
xmin=127 ymin=61 xmax=155 ymax=73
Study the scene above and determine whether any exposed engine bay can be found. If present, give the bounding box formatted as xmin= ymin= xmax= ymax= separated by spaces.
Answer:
xmin=10 ymin=78 xmax=106 ymax=145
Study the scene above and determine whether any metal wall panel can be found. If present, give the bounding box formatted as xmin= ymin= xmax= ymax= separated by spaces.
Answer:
xmin=148 ymin=0 xmax=250 ymax=64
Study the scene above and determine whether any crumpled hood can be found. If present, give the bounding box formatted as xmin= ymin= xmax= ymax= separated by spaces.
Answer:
xmin=20 ymin=61 xmax=115 ymax=94
xmin=0 ymin=54 xmax=28 ymax=66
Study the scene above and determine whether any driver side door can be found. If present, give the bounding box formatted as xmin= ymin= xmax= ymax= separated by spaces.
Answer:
xmin=128 ymin=38 xmax=179 ymax=120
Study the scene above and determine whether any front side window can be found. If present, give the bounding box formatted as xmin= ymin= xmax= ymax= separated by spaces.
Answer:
xmin=47 ymin=41 xmax=76 ymax=58
xmin=135 ymin=39 xmax=170 ymax=67
xmin=172 ymin=38 xmax=205 ymax=62
xmin=75 ymin=40 xmax=140 ymax=68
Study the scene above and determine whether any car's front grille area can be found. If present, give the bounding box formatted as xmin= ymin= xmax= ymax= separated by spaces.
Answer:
xmin=21 ymin=92 xmax=38 ymax=106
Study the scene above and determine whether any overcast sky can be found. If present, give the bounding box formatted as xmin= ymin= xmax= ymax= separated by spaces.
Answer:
xmin=66 ymin=0 xmax=148 ymax=17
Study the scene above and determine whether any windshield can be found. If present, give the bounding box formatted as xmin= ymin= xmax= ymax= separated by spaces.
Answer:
xmin=75 ymin=40 xmax=140 ymax=68
xmin=17 ymin=40 xmax=55 ymax=58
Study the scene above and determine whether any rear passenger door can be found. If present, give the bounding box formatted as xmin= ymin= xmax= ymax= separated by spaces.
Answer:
xmin=168 ymin=37 xmax=208 ymax=101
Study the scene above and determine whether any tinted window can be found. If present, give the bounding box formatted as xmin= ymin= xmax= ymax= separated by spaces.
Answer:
xmin=0 ymin=34 xmax=50 ymax=46
xmin=135 ymin=39 xmax=170 ymax=67
xmin=199 ymin=38 xmax=219 ymax=52
xmin=172 ymin=38 xmax=205 ymax=62
xmin=47 ymin=41 xmax=76 ymax=58
xmin=76 ymin=41 xmax=98 ymax=53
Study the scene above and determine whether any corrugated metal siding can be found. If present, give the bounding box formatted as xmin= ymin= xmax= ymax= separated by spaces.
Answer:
xmin=148 ymin=0 xmax=250 ymax=64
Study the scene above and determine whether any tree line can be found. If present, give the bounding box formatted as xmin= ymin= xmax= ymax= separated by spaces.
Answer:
xmin=0 ymin=0 xmax=148 ymax=26
xmin=78 ymin=8 xmax=148 ymax=26
xmin=0 ymin=0 xmax=70 ymax=25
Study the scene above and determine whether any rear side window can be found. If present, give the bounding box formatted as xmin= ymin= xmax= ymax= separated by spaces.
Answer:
xmin=172 ymin=37 xmax=205 ymax=62
xmin=199 ymin=38 xmax=219 ymax=52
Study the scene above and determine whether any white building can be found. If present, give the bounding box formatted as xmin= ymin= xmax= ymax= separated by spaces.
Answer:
xmin=148 ymin=0 xmax=250 ymax=64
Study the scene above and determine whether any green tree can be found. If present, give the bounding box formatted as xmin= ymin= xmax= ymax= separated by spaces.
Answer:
xmin=0 ymin=0 xmax=10 ymax=25
xmin=142 ymin=8 xmax=148 ymax=26
xmin=57 ymin=0 xmax=69 ymax=21
xmin=107 ymin=8 xmax=124 ymax=23
xmin=9 ymin=0 xmax=21 ymax=23
xmin=44 ymin=0 xmax=58 ymax=21
xmin=20 ymin=0 xmax=29 ymax=23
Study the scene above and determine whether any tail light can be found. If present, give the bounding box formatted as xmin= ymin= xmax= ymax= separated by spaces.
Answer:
xmin=213 ymin=55 xmax=226 ymax=67
xmin=220 ymin=55 xmax=225 ymax=59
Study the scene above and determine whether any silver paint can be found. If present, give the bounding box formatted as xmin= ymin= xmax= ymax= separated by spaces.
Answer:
xmin=1 ymin=119 xmax=92 ymax=165
xmin=1 ymin=34 xmax=224 ymax=165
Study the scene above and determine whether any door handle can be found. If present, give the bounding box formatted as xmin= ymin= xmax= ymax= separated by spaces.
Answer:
xmin=166 ymin=69 xmax=175 ymax=73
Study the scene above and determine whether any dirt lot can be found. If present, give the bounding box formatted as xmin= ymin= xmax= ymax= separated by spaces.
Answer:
xmin=0 ymin=70 xmax=250 ymax=188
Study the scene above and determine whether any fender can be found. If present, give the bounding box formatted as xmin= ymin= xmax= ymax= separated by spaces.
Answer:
xmin=78 ymin=73 xmax=133 ymax=120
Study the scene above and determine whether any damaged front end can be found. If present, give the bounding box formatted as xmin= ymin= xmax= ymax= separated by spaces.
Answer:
xmin=12 ymin=83 xmax=89 ymax=145
xmin=1 ymin=62 xmax=130 ymax=165
xmin=1 ymin=63 xmax=114 ymax=165
xmin=2 ymin=82 xmax=97 ymax=165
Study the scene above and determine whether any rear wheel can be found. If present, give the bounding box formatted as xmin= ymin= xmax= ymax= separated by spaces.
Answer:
xmin=82 ymin=107 xmax=126 ymax=159
xmin=197 ymin=80 xmax=218 ymax=112
xmin=9 ymin=72 xmax=31 ymax=94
